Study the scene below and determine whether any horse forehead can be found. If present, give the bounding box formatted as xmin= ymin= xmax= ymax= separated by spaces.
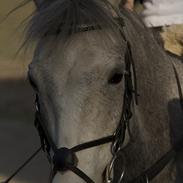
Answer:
xmin=60 ymin=34 xmax=123 ymax=68
xmin=30 ymin=31 xmax=123 ymax=76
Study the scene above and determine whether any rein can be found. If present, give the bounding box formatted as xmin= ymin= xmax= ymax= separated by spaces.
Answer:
xmin=2 ymin=19 xmax=183 ymax=183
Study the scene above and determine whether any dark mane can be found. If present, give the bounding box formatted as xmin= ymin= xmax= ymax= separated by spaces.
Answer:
xmin=25 ymin=0 xmax=122 ymax=44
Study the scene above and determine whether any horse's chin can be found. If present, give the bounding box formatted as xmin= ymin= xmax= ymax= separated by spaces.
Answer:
xmin=53 ymin=172 xmax=84 ymax=183
xmin=52 ymin=170 xmax=103 ymax=183
xmin=51 ymin=145 xmax=111 ymax=183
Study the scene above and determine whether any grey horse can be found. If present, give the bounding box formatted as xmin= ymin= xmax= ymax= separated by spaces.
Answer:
xmin=25 ymin=0 xmax=183 ymax=182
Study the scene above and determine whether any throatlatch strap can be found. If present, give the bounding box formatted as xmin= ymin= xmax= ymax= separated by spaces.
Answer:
xmin=129 ymin=63 xmax=183 ymax=183
xmin=129 ymin=149 xmax=176 ymax=183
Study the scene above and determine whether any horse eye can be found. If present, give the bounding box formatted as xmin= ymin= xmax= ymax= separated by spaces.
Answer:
xmin=108 ymin=73 xmax=123 ymax=85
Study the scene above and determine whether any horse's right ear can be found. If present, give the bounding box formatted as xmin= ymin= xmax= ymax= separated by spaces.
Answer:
xmin=33 ymin=0 xmax=44 ymax=9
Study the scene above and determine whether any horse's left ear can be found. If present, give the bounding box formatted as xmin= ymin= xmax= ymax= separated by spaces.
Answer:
xmin=33 ymin=0 xmax=44 ymax=9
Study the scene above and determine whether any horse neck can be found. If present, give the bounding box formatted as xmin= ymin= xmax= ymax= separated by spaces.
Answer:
xmin=122 ymin=11 xmax=177 ymax=180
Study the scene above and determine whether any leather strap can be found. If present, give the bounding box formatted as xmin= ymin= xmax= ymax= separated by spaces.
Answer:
xmin=71 ymin=135 xmax=115 ymax=152
xmin=49 ymin=135 xmax=115 ymax=183
xmin=35 ymin=108 xmax=115 ymax=182
xmin=128 ymin=62 xmax=183 ymax=183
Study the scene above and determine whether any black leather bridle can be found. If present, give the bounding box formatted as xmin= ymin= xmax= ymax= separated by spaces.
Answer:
xmin=33 ymin=37 xmax=137 ymax=183
xmin=2 ymin=18 xmax=183 ymax=183
xmin=33 ymin=37 xmax=183 ymax=183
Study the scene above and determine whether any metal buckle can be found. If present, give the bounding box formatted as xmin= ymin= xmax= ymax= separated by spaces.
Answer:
xmin=145 ymin=175 xmax=149 ymax=183
xmin=106 ymin=151 xmax=126 ymax=183
xmin=111 ymin=139 xmax=118 ymax=155
xmin=106 ymin=153 xmax=117 ymax=183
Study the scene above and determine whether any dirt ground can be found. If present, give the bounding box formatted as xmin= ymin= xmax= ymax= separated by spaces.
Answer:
xmin=0 ymin=1 xmax=182 ymax=183
xmin=0 ymin=1 xmax=49 ymax=182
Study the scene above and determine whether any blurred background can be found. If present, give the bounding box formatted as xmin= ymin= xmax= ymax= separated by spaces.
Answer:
xmin=0 ymin=1 xmax=49 ymax=182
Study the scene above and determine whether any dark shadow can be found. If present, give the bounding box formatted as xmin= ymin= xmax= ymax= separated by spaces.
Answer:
xmin=166 ymin=51 xmax=183 ymax=63
xmin=0 ymin=79 xmax=34 ymax=121
xmin=168 ymin=98 xmax=183 ymax=183
xmin=0 ymin=78 xmax=50 ymax=183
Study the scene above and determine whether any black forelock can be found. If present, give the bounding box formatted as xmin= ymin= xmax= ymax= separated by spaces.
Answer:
xmin=24 ymin=0 xmax=122 ymax=44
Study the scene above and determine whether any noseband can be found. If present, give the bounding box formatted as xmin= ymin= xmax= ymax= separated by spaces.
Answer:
xmin=3 ymin=18 xmax=183 ymax=183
